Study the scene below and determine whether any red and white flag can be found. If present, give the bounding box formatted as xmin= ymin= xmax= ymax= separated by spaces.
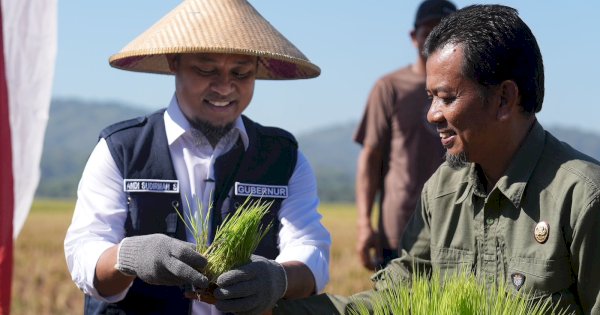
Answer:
xmin=0 ymin=0 xmax=57 ymax=314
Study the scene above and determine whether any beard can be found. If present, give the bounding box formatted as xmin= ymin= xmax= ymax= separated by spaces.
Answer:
xmin=445 ymin=150 xmax=469 ymax=169
xmin=190 ymin=118 xmax=234 ymax=146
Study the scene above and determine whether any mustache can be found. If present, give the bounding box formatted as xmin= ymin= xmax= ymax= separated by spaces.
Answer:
xmin=205 ymin=93 xmax=237 ymax=102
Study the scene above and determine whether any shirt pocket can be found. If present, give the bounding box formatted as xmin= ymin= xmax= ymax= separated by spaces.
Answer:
xmin=126 ymin=192 xmax=181 ymax=236
xmin=431 ymin=246 xmax=475 ymax=278
xmin=506 ymin=256 xmax=580 ymax=313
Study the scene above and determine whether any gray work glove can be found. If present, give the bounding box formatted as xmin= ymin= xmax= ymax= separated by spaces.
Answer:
xmin=115 ymin=233 xmax=209 ymax=289
xmin=214 ymin=254 xmax=288 ymax=315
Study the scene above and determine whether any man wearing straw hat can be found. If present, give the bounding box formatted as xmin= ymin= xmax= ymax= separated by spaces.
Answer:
xmin=64 ymin=0 xmax=330 ymax=314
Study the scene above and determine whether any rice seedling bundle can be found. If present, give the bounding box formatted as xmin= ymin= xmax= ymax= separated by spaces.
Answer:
xmin=174 ymin=196 xmax=273 ymax=282
xmin=348 ymin=270 xmax=572 ymax=315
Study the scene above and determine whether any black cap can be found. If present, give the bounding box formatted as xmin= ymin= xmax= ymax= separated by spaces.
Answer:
xmin=414 ymin=0 xmax=457 ymax=28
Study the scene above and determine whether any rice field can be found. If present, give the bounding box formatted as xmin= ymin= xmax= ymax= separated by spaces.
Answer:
xmin=10 ymin=199 xmax=373 ymax=315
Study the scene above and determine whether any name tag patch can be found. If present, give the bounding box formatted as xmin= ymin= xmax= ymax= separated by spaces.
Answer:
xmin=123 ymin=179 xmax=179 ymax=193
xmin=234 ymin=182 xmax=288 ymax=199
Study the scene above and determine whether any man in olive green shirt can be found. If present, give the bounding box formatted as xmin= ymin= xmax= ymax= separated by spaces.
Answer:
xmin=273 ymin=5 xmax=600 ymax=315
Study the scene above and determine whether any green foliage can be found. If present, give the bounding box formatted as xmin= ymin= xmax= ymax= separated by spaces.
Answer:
xmin=174 ymin=196 xmax=273 ymax=282
xmin=348 ymin=270 xmax=571 ymax=315
xmin=204 ymin=198 xmax=273 ymax=281
xmin=174 ymin=195 xmax=212 ymax=255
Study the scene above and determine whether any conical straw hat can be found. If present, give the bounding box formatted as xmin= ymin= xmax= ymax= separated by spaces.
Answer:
xmin=109 ymin=0 xmax=320 ymax=80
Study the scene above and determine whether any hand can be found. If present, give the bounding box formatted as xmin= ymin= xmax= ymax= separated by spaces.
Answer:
xmin=115 ymin=233 xmax=208 ymax=289
xmin=356 ymin=225 xmax=382 ymax=270
xmin=214 ymin=255 xmax=287 ymax=315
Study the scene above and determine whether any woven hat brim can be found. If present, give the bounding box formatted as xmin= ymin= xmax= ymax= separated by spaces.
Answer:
xmin=108 ymin=0 xmax=320 ymax=80
xmin=109 ymin=48 xmax=321 ymax=80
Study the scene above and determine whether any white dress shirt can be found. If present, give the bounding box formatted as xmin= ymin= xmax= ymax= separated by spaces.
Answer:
xmin=64 ymin=95 xmax=331 ymax=315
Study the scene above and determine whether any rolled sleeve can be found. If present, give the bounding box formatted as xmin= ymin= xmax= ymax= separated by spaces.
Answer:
xmin=277 ymin=244 xmax=330 ymax=293
xmin=67 ymin=239 xmax=129 ymax=302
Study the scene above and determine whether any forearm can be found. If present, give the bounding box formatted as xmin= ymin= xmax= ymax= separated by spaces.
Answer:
xmin=281 ymin=261 xmax=316 ymax=299
xmin=355 ymin=147 xmax=383 ymax=228
xmin=355 ymin=180 xmax=376 ymax=228
xmin=94 ymin=244 xmax=135 ymax=297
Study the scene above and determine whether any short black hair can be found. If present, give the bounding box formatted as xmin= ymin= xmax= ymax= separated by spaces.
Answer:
xmin=423 ymin=5 xmax=544 ymax=113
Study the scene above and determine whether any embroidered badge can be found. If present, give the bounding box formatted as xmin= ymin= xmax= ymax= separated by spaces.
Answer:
xmin=534 ymin=221 xmax=550 ymax=244
xmin=234 ymin=182 xmax=288 ymax=199
xmin=123 ymin=179 xmax=179 ymax=193
xmin=511 ymin=273 xmax=526 ymax=291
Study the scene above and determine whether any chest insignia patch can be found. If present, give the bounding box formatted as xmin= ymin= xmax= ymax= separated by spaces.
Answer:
xmin=511 ymin=273 xmax=526 ymax=291
xmin=234 ymin=182 xmax=288 ymax=199
xmin=123 ymin=179 xmax=179 ymax=193
xmin=534 ymin=221 xmax=550 ymax=244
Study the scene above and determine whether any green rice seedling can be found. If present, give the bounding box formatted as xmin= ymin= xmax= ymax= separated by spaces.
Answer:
xmin=174 ymin=194 xmax=211 ymax=254
xmin=173 ymin=195 xmax=273 ymax=282
xmin=202 ymin=197 xmax=273 ymax=281
xmin=348 ymin=269 xmax=572 ymax=315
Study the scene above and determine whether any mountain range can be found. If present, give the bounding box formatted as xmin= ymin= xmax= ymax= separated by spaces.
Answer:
xmin=38 ymin=98 xmax=600 ymax=202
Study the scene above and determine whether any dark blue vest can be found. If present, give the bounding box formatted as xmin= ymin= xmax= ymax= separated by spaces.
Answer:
xmin=84 ymin=110 xmax=298 ymax=315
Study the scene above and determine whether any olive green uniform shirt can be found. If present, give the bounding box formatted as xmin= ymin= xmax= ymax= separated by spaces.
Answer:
xmin=275 ymin=122 xmax=600 ymax=314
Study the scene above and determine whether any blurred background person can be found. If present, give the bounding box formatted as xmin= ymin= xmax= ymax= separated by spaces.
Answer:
xmin=354 ymin=0 xmax=456 ymax=270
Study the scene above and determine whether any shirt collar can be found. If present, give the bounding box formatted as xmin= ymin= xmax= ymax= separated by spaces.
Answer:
xmin=164 ymin=94 xmax=249 ymax=150
xmin=494 ymin=120 xmax=545 ymax=208
xmin=464 ymin=120 xmax=545 ymax=208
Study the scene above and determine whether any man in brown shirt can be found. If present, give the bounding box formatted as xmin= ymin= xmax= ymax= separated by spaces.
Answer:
xmin=354 ymin=0 xmax=455 ymax=270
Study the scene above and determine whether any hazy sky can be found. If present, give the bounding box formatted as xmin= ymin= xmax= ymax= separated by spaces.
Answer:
xmin=54 ymin=1 xmax=600 ymax=135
